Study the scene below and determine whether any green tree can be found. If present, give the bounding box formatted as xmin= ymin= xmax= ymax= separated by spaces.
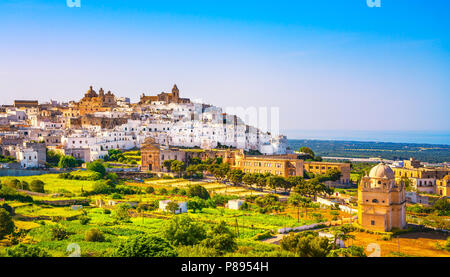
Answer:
xmin=0 ymin=208 xmax=15 ymax=240
xmin=330 ymin=225 xmax=355 ymax=249
xmin=433 ymin=198 xmax=450 ymax=215
xmin=58 ymin=155 xmax=77 ymax=169
xmin=289 ymin=193 xmax=310 ymax=223
xmin=113 ymin=204 xmax=131 ymax=222
xmin=242 ymin=173 xmax=258 ymax=188
xmin=171 ymin=160 xmax=186 ymax=177
xmin=166 ymin=201 xmax=180 ymax=214
xmin=256 ymin=174 xmax=268 ymax=191
xmin=201 ymin=221 xmax=236 ymax=254
xmin=187 ymin=184 xmax=210 ymax=200
xmin=187 ymin=197 xmax=206 ymax=213
xmin=299 ymin=147 xmax=315 ymax=158
xmin=86 ymin=161 xmax=106 ymax=177
xmin=115 ymin=234 xmax=177 ymax=257
xmin=210 ymin=163 xmax=230 ymax=182
xmin=163 ymin=215 xmax=206 ymax=246
xmin=228 ymin=169 xmax=244 ymax=186
xmin=266 ymin=175 xmax=285 ymax=193
xmin=280 ymin=232 xmax=332 ymax=257
xmin=163 ymin=160 xmax=174 ymax=172
xmin=30 ymin=179 xmax=45 ymax=193
xmin=46 ymin=149 xmax=62 ymax=167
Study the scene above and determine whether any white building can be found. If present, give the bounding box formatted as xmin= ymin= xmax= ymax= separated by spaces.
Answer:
xmin=159 ymin=200 xmax=187 ymax=214
xmin=227 ymin=199 xmax=245 ymax=210
xmin=16 ymin=148 xmax=39 ymax=168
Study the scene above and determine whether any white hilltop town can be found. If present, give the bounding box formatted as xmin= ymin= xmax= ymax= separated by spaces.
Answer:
xmin=0 ymin=84 xmax=291 ymax=168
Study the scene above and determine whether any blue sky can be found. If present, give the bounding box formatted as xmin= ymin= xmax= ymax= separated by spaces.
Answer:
xmin=0 ymin=0 xmax=449 ymax=135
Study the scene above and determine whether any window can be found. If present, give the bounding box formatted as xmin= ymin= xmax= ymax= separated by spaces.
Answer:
xmin=371 ymin=220 xmax=375 ymax=226
xmin=372 ymin=199 xmax=379 ymax=203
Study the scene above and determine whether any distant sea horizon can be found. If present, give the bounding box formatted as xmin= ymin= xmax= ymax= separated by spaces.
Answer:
xmin=282 ymin=130 xmax=450 ymax=146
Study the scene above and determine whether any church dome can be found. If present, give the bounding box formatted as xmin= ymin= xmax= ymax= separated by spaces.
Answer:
xmin=369 ymin=163 xmax=395 ymax=179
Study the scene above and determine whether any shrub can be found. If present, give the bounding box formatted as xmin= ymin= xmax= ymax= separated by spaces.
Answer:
xmin=86 ymin=161 xmax=106 ymax=177
xmin=58 ymin=155 xmax=77 ymax=169
xmin=103 ymin=209 xmax=111 ymax=215
xmin=0 ymin=208 xmax=15 ymax=240
xmin=113 ymin=204 xmax=131 ymax=222
xmin=4 ymin=244 xmax=51 ymax=257
xmin=85 ymin=228 xmax=105 ymax=242
xmin=7 ymin=179 xmax=21 ymax=188
xmin=145 ymin=186 xmax=155 ymax=194
xmin=0 ymin=185 xmax=33 ymax=202
xmin=30 ymin=180 xmax=45 ymax=193
xmin=79 ymin=215 xmax=91 ymax=225
xmin=0 ymin=203 xmax=14 ymax=216
xmin=115 ymin=185 xmax=136 ymax=195
xmin=111 ymin=193 xmax=123 ymax=199
xmin=50 ymin=225 xmax=70 ymax=241
xmin=158 ymin=188 xmax=168 ymax=195
xmin=187 ymin=185 xmax=210 ymax=200
xmin=115 ymin=234 xmax=177 ymax=257
xmin=91 ymin=182 xmax=113 ymax=195
xmin=163 ymin=215 xmax=206 ymax=246
xmin=201 ymin=221 xmax=237 ymax=253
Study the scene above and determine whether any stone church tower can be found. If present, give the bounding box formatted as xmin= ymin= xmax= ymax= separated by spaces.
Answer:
xmin=358 ymin=163 xmax=406 ymax=232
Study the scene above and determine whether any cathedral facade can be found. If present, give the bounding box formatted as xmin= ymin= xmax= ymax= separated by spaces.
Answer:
xmin=76 ymin=86 xmax=117 ymax=115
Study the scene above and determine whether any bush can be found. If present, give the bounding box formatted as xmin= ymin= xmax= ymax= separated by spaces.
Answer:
xmin=0 ymin=185 xmax=33 ymax=202
xmin=58 ymin=155 xmax=78 ymax=169
xmin=103 ymin=209 xmax=111 ymax=215
xmin=115 ymin=185 xmax=136 ymax=195
xmin=4 ymin=244 xmax=51 ymax=257
xmin=111 ymin=193 xmax=123 ymax=199
xmin=30 ymin=180 xmax=45 ymax=193
xmin=79 ymin=215 xmax=91 ymax=225
xmin=163 ymin=215 xmax=206 ymax=246
xmin=0 ymin=208 xmax=15 ymax=240
xmin=187 ymin=185 xmax=210 ymax=200
xmin=86 ymin=161 xmax=106 ymax=177
xmin=50 ymin=225 xmax=70 ymax=241
xmin=115 ymin=234 xmax=177 ymax=257
xmin=145 ymin=186 xmax=155 ymax=194
xmin=0 ymin=203 xmax=14 ymax=216
xmin=158 ymin=188 xmax=168 ymax=195
xmin=91 ymin=182 xmax=113 ymax=195
xmin=113 ymin=204 xmax=131 ymax=222
xmin=6 ymin=179 xmax=21 ymax=188
xmin=85 ymin=228 xmax=105 ymax=242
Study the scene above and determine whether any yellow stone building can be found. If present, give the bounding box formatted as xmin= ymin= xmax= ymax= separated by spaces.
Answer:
xmin=358 ymin=163 xmax=406 ymax=232
xmin=234 ymin=154 xmax=303 ymax=178
xmin=75 ymin=86 xmax=117 ymax=115
xmin=303 ymin=161 xmax=351 ymax=184
xmin=392 ymin=158 xmax=449 ymax=193
xmin=436 ymin=175 xmax=450 ymax=197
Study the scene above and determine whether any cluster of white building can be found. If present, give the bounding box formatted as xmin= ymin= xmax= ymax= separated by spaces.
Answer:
xmin=0 ymin=93 xmax=291 ymax=168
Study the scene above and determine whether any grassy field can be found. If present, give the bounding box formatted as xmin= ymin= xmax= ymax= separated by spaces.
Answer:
xmin=0 ymin=173 xmax=99 ymax=194
xmin=1 ymin=174 xmax=449 ymax=257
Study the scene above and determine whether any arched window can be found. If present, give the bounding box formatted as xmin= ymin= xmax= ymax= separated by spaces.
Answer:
xmin=372 ymin=199 xmax=379 ymax=203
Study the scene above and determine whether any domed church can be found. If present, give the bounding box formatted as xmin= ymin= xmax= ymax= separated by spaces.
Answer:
xmin=358 ymin=163 xmax=406 ymax=232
